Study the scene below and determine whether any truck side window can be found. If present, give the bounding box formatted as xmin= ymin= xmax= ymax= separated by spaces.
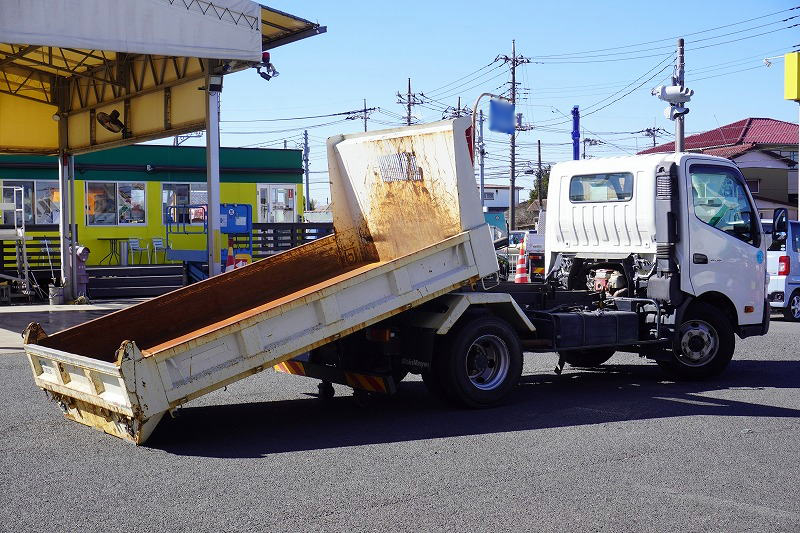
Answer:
xmin=690 ymin=164 xmax=759 ymax=247
xmin=569 ymin=172 xmax=633 ymax=202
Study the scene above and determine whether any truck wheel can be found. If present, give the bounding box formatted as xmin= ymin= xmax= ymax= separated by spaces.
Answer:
xmin=558 ymin=348 xmax=615 ymax=368
xmin=438 ymin=317 xmax=523 ymax=408
xmin=658 ymin=302 xmax=734 ymax=379
xmin=784 ymin=292 xmax=800 ymax=322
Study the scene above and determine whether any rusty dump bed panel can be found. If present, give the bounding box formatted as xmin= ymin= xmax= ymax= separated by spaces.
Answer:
xmin=23 ymin=117 xmax=498 ymax=443
xmin=36 ymin=234 xmax=370 ymax=362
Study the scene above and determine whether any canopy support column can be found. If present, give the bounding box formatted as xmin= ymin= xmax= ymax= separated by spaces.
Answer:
xmin=206 ymin=73 xmax=222 ymax=277
xmin=57 ymin=152 xmax=73 ymax=299
xmin=68 ymin=155 xmax=77 ymax=300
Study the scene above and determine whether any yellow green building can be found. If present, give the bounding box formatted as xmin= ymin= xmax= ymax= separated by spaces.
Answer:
xmin=0 ymin=144 xmax=304 ymax=267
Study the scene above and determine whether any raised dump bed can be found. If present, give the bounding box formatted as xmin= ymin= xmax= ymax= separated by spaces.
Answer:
xmin=23 ymin=117 xmax=497 ymax=443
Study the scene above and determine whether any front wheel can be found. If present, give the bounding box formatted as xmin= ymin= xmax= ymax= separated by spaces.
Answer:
xmin=435 ymin=316 xmax=523 ymax=408
xmin=657 ymin=302 xmax=734 ymax=379
xmin=784 ymin=292 xmax=800 ymax=322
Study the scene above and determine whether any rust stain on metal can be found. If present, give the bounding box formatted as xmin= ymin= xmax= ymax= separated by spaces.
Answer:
xmin=364 ymin=134 xmax=462 ymax=261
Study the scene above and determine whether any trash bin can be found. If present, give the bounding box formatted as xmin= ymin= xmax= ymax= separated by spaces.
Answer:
xmin=48 ymin=285 xmax=64 ymax=305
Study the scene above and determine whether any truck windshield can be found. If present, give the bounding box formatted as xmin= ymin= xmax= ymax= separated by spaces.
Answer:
xmin=689 ymin=164 xmax=759 ymax=247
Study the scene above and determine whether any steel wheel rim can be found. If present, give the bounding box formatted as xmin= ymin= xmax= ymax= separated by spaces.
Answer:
xmin=465 ymin=334 xmax=510 ymax=391
xmin=677 ymin=319 xmax=719 ymax=367
xmin=791 ymin=295 xmax=800 ymax=319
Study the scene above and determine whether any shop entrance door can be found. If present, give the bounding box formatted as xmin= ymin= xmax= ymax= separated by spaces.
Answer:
xmin=257 ymin=184 xmax=296 ymax=223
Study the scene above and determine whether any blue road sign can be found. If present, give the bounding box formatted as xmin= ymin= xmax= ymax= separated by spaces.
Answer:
xmin=489 ymin=99 xmax=515 ymax=134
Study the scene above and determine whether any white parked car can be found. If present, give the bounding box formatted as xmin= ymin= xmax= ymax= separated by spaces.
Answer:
xmin=767 ymin=212 xmax=800 ymax=321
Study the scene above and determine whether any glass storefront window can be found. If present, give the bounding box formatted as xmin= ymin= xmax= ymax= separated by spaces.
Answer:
xmin=163 ymin=183 xmax=207 ymax=224
xmin=35 ymin=181 xmax=60 ymax=224
xmin=86 ymin=182 xmax=117 ymax=225
xmin=1 ymin=180 xmax=34 ymax=225
xmin=118 ymin=183 xmax=146 ymax=224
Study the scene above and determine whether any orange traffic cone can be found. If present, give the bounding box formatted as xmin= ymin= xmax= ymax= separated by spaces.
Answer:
xmin=514 ymin=236 xmax=529 ymax=284
xmin=225 ymin=238 xmax=235 ymax=272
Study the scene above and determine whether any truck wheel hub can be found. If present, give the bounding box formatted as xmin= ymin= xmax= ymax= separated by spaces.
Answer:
xmin=465 ymin=334 xmax=510 ymax=391
xmin=677 ymin=320 xmax=718 ymax=366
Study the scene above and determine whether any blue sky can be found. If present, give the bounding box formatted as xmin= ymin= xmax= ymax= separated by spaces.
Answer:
xmin=177 ymin=0 xmax=800 ymax=203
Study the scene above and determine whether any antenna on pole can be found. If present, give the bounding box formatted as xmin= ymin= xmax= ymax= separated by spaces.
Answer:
xmin=652 ymin=38 xmax=693 ymax=153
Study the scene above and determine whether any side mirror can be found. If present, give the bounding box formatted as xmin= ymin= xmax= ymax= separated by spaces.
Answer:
xmin=773 ymin=208 xmax=789 ymax=234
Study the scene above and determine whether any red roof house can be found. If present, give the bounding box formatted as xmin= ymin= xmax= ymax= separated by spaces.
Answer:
xmin=639 ymin=118 xmax=798 ymax=218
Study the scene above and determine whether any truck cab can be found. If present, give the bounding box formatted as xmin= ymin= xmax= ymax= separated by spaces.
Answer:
xmin=543 ymin=153 xmax=768 ymax=375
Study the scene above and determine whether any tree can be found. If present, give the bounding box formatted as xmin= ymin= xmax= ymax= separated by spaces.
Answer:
xmin=529 ymin=164 xmax=550 ymax=201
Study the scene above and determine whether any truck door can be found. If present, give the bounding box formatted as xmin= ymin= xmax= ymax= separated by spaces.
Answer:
xmin=684 ymin=161 xmax=765 ymax=325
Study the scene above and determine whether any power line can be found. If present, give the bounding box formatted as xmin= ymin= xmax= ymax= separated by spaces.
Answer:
xmin=533 ymin=6 xmax=798 ymax=58
xmin=221 ymin=109 xmax=369 ymax=123
xmin=423 ymin=60 xmax=499 ymax=94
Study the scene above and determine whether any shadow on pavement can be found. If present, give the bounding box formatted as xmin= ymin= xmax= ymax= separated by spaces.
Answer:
xmin=0 ymin=310 xmax=111 ymax=335
xmin=148 ymin=358 xmax=800 ymax=458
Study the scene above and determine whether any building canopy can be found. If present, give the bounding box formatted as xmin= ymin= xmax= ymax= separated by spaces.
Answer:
xmin=0 ymin=1 xmax=325 ymax=155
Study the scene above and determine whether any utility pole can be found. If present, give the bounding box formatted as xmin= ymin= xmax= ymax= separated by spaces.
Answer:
xmin=652 ymin=38 xmax=692 ymax=153
xmin=537 ymin=139 xmax=542 ymax=206
xmin=479 ymin=110 xmax=486 ymax=211
xmin=396 ymin=78 xmax=423 ymax=126
xmin=303 ymin=129 xmax=310 ymax=211
xmin=675 ymin=38 xmax=685 ymax=152
xmin=443 ymin=96 xmax=471 ymax=119
xmin=363 ymin=98 xmax=368 ymax=132
xmin=406 ymin=78 xmax=412 ymax=126
xmin=497 ymin=40 xmax=531 ymax=230
xmin=582 ymin=137 xmax=601 ymax=159
xmin=644 ymin=127 xmax=658 ymax=147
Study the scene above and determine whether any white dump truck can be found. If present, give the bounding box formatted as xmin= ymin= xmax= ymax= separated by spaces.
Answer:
xmin=23 ymin=119 xmax=772 ymax=444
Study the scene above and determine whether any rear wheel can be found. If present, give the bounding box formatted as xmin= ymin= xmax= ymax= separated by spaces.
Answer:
xmin=558 ymin=348 xmax=615 ymax=368
xmin=784 ymin=292 xmax=800 ymax=322
xmin=658 ymin=302 xmax=734 ymax=379
xmin=435 ymin=316 xmax=523 ymax=408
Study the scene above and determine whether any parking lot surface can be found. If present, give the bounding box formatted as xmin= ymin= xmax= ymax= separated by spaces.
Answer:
xmin=1 ymin=310 xmax=799 ymax=532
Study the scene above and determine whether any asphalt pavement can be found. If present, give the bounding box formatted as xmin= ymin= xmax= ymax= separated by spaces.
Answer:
xmin=1 ymin=307 xmax=799 ymax=532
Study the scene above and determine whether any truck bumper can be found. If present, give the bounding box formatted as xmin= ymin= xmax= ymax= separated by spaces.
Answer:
xmin=739 ymin=299 xmax=770 ymax=339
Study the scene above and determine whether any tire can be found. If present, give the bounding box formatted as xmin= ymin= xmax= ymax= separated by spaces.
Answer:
xmin=783 ymin=291 xmax=800 ymax=322
xmin=435 ymin=316 xmax=523 ymax=408
xmin=558 ymin=348 xmax=615 ymax=368
xmin=657 ymin=302 xmax=735 ymax=379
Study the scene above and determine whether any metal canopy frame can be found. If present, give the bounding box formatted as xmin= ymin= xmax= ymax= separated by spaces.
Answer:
xmin=0 ymin=3 xmax=325 ymax=296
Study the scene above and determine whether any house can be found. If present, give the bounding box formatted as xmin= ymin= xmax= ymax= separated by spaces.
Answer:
xmin=0 ymin=144 xmax=304 ymax=267
xmin=479 ymin=183 xmax=523 ymax=233
xmin=638 ymin=117 xmax=798 ymax=219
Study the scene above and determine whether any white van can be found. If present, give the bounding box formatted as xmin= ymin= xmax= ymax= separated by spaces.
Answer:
xmin=767 ymin=212 xmax=800 ymax=321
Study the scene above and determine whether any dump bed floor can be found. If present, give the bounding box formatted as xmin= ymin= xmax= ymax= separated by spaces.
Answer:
xmin=36 ymin=235 xmax=371 ymax=362
xmin=144 ymin=260 xmax=384 ymax=355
